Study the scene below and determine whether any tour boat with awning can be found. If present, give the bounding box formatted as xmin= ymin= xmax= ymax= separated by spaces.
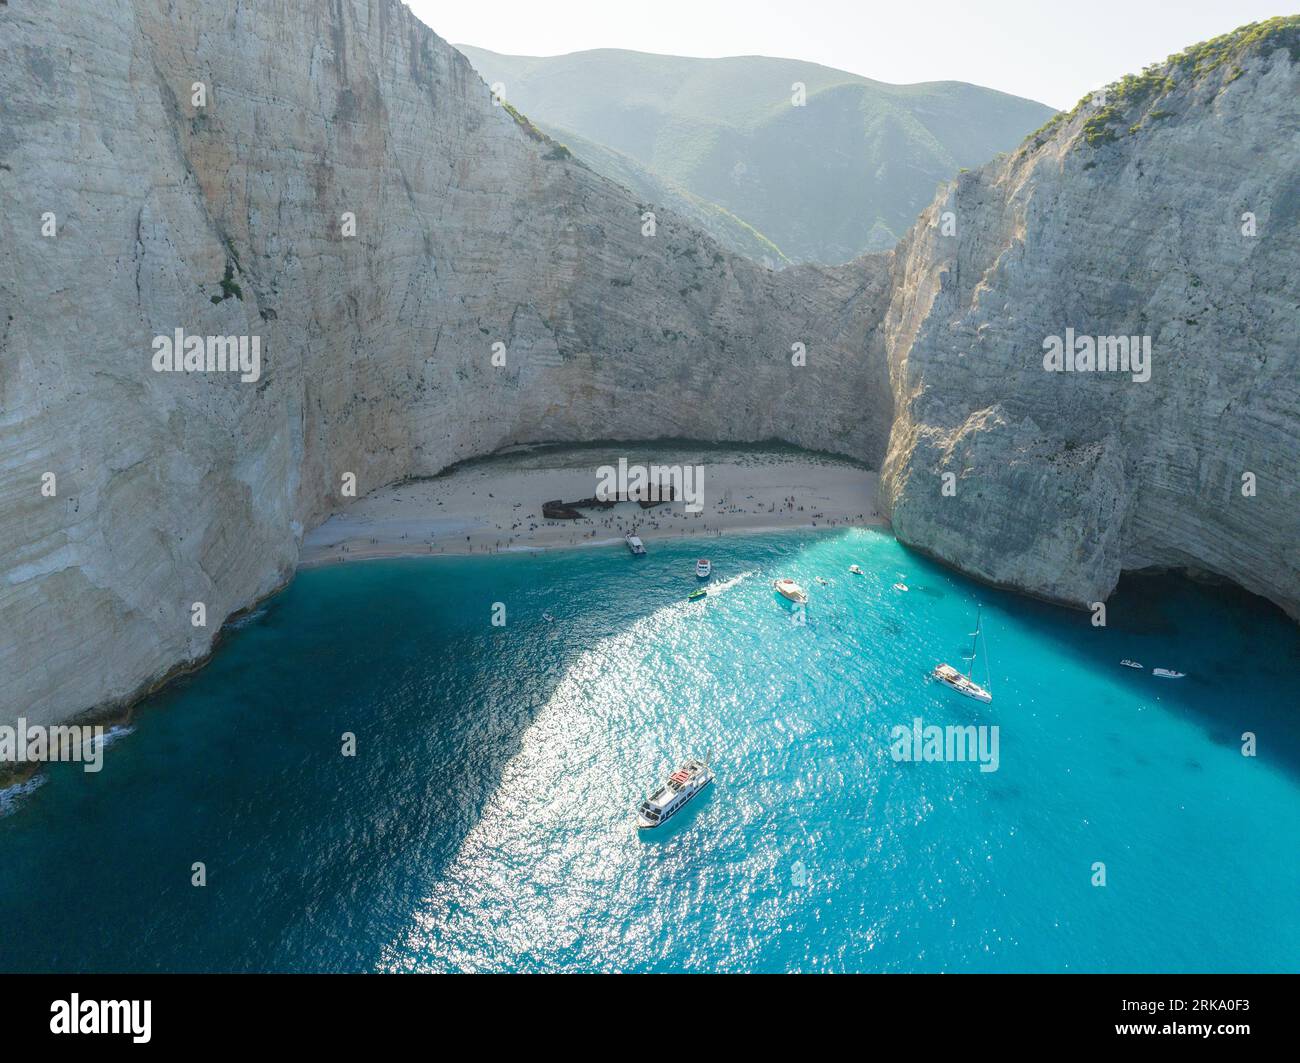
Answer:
xmin=637 ymin=757 xmax=714 ymax=830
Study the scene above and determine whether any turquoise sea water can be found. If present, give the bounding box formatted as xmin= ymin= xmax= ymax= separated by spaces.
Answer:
xmin=1 ymin=528 xmax=1297 ymax=973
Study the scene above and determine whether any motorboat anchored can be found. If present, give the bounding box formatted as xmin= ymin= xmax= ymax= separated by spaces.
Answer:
xmin=849 ymin=565 xmax=864 ymax=576
xmin=625 ymin=534 xmax=647 ymax=556
xmin=932 ymin=605 xmax=993 ymax=704
xmin=637 ymin=757 xmax=714 ymax=830
xmin=696 ymin=559 xmax=712 ymax=579
xmin=773 ymin=578 xmax=809 ymax=605
xmin=1153 ymin=668 xmax=1186 ymax=679
xmin=1120 ymin=659 xmax=1143 ymax=670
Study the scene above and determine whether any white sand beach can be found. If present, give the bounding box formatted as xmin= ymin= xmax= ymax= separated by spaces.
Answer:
xmin=301 ymin=445 xmax=884 ymax=565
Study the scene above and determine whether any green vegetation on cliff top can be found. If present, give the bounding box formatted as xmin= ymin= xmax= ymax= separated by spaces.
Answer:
xmin=1025 ymin=16 xmax=1299 ymax=152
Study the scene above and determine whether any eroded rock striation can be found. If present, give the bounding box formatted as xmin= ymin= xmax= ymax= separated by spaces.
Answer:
xmin=0 ymin=4 xmax=1296 ymax=731
xmin=879 ymin=20 xmax=1300 ymax=619
xmin=0 ymin=0 xmax=893 ymax=727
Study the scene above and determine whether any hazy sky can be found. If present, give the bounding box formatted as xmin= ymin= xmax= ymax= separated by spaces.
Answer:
xmin=407 ymin=0 xmax=1288 ymax=109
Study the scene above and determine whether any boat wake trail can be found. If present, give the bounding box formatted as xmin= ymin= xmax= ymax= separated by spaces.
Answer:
xmin=706 ymin=571 xmax=756 ymax=596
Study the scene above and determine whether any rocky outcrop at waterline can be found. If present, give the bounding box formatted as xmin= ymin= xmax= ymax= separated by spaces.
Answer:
xmin=0 ymin=4 xmax=1296 ymax=730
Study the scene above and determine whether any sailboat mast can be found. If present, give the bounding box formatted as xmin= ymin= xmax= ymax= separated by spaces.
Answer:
xmin=966 ymin=605 xmax=982 ymax=679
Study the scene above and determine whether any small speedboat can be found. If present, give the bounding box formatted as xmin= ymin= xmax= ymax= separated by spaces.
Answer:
xmin=695 ymin=559 xmax=712 ymax=579
xmin=849 ymin=565 xmax=864 ymax=576
xmin=1120 ymin=659 xmax=1143 ymax=670
xmin=894 ymin=583 xmax=909 ymax=592
xmin=543 ymin=613 xmax=555 ymax=623
xmin=773 ymin=578 xmax=809 ymax=605
xmin=1153 ymin=668 xmax=1186 ymax=679
xmin=687 ymin=589 xmax=708 ymax=602
xmin=637 ymin=757 xmax=714 ymax=829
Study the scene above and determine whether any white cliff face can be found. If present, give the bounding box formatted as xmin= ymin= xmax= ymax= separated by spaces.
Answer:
xmin=880 ymin=25 xmax=1300 ymax=619
xmin=1 ymin=4 xmax=1297 ymax=733
xmin=0 ymin=0 xmax=892 ymax=726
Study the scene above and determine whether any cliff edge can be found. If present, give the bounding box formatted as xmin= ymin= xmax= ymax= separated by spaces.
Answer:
xmin=881 ymin=18 xmax=1300 ymax=618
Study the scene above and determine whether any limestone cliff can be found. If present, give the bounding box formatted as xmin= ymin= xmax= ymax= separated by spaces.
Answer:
xmin=1 ymin=4 xmax=1297 ymax=734
xmin=0 ymin=0 xmax=892 ymax=727
xmin=880 ymin=19 xmax=1300 ymax=619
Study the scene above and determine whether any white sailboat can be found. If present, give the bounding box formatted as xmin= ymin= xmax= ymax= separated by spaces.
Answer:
xmin=933 ymin=605 xmax=993 ymax=703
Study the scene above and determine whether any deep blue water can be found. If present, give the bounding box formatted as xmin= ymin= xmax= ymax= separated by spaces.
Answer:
xmin=2 ymin=529 xmax=1297 ymax=972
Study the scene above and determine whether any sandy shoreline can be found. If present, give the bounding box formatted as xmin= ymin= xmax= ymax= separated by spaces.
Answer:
xmin=301 ymin=446 xmax=886 ymax=566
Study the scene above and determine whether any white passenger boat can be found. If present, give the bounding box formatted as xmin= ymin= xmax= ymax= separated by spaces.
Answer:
xmin=696 ymin=559 xmax=712 ymax=579
xmin=636 ymin=757 xmax=714 ymax=830
xmin=1153 ymin=668 xmax=1186 ymax=679
xmin=932 ymin=605 xmax=993 ymax=703
xmin=625 ymin=534 xmax=646 ymax=556
xmin=773 ymin=578 xmax=809 ymax=605
xmin=1120 ymin=659 xmax=1143 ymax=670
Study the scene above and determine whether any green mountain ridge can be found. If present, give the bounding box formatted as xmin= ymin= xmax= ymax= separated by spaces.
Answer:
xmin=457 ymin=46 xmax=1056 ymax=265
xmin=531 ymin=121 xmax=793 ymax=267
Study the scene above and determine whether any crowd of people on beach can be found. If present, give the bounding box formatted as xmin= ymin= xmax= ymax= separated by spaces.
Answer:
xmin=326 ymin=486 xmax=879 ymax=560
